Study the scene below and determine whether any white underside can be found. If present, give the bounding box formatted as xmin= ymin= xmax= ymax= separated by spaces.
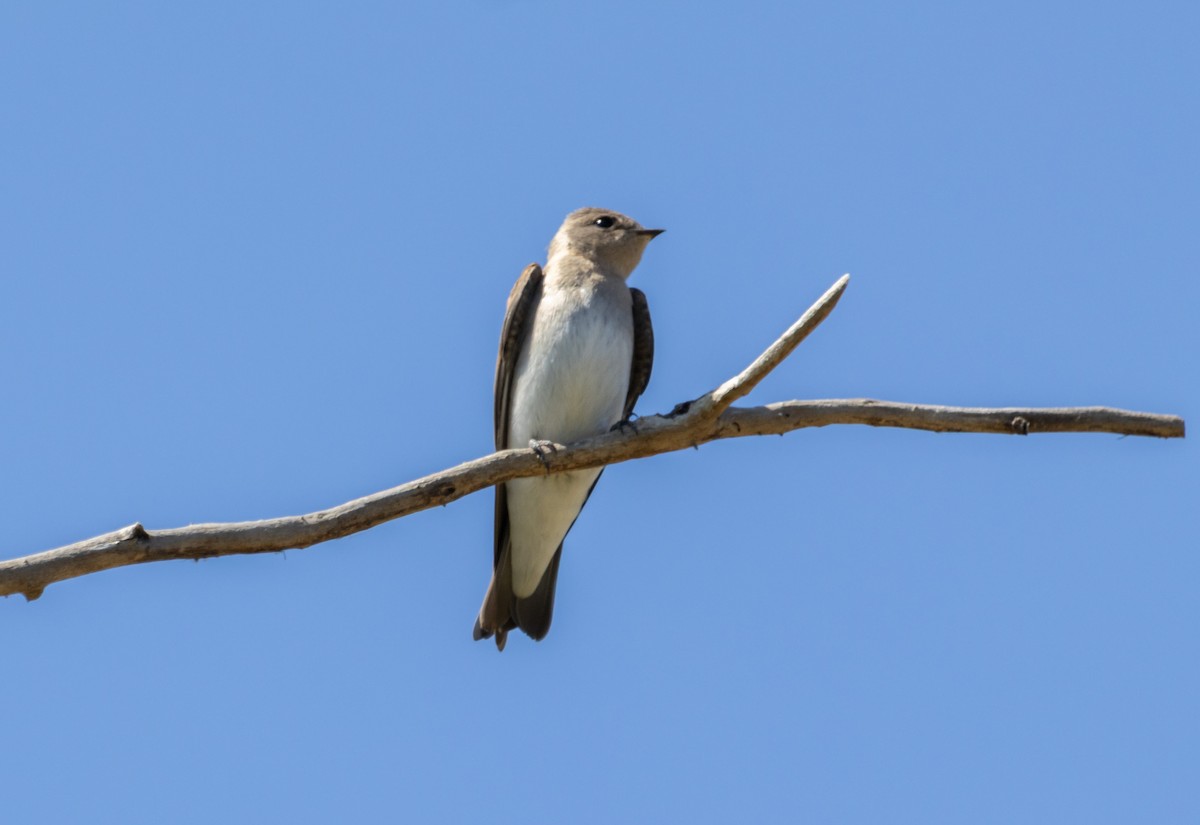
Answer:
xmin=505 ymin=277 xmax=633 ymax=597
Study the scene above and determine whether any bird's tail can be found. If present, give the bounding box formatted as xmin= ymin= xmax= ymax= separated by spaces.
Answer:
xmin=473 ymin=547 xmax=515 ymax=651
xmin=473 ymin=545 xmax=563 ymax=651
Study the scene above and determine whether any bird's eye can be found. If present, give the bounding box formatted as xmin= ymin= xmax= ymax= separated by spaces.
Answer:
xmin=593 ymin=216 xmax=616 ymax=228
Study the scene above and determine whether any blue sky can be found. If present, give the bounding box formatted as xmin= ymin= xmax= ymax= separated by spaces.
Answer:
xmin=2 ymin=2 xmax=1196 ymax=822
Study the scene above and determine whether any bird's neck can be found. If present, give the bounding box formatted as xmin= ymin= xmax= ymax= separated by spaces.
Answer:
xmin=546 ymin=250 xmax=630 ymax=285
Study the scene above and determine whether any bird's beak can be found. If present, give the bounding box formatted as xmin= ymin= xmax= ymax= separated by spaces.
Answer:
xmin=635 ymin=228 xmax=665 ymax=239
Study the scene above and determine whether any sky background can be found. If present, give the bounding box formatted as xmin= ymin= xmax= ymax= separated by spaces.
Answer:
xmin=2 ymin=2 xmax=1196 ymax=822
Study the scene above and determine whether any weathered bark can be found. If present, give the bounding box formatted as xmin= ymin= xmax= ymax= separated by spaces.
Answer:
xmin=0 ymin=275 xmax=1183 ymax=601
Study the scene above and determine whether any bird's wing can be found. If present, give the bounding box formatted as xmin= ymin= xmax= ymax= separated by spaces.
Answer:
xmin=493 ymin=262 xmax=543 ymax=567
xmin=623 ymin=287 xmax=654 ymax=420
xmin=494 ymin=263 xmax=543 ymax=449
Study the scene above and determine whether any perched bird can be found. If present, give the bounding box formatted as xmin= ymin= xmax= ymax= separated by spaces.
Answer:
xmin=473 ymin=207 xmax=662 ymax=650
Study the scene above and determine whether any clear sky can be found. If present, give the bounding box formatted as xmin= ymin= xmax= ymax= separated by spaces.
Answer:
xmin=2 ymin=2 xmax=1196 ymax=822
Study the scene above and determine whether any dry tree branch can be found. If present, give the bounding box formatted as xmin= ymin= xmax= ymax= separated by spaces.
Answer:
xmin=0 ymin=275 xmax=1184 ymax=602
xmin=686 ymin=274 xmax=850 ymax=420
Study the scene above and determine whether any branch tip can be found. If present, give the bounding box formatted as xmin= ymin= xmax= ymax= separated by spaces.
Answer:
xmin=701 ymin=274 xmax=851 ymax=418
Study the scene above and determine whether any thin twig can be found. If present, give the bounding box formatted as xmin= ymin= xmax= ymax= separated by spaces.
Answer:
xmin=709 ymin=274 xmax=850 ymax=414
xmin=687 ymin=274 xmax=849 ymax=420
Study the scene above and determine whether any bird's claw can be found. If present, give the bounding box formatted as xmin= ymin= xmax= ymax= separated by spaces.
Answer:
xmin=528 ymin=439 xmax=559 ymax=470
xmin=610 ymin=416 xmax=640 ymax=435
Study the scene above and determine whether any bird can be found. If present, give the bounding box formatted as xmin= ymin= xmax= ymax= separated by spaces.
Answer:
xmin=473 ymin=207 xmax=662 ymax=650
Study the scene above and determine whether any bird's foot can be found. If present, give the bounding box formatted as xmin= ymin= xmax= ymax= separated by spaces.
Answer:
xmin=528 ymin=439 xmax=559 ymax=471
xmin=610 ymin=415 xmax=640 ymax=435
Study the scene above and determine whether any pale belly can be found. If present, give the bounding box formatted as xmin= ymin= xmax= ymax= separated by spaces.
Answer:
xmin=505 ymin=283 xmax=633 ymax=596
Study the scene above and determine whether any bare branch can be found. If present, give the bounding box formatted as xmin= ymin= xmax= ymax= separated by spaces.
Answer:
xmin=715 ymin=399 xmax=1185 ymax=439
xmin=684 ymin=274 xmax=849 ymax=421
xmin=0 ymin=277 xmax=1183 ymax=602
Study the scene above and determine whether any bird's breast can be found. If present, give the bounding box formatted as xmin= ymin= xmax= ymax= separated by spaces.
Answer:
xmin=507 ymin=281 xmax=634 ymax=447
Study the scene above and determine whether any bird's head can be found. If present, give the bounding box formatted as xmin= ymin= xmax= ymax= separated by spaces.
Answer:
xmin=548 ymin=207 xmax=664 ymax=279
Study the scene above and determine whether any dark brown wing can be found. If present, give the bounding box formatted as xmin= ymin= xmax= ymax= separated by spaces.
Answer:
xmin=494 ymin=263 xmax=543 ymax=451
xmin=623 ymin=287 xmax=654 ymax=420
xmin=492 ymin=263 xmax=542 ymax=572
xmin=476 ymin=263 xmax=543 ymax=649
